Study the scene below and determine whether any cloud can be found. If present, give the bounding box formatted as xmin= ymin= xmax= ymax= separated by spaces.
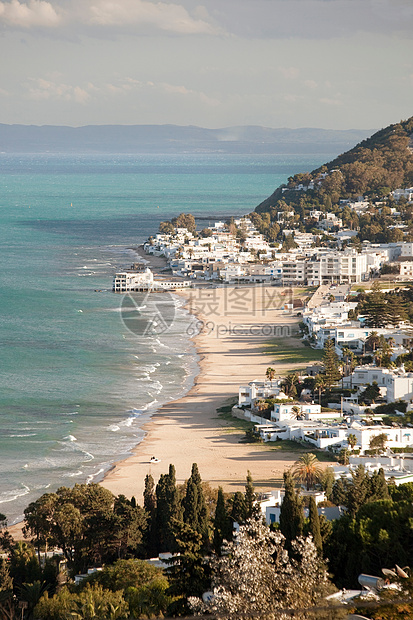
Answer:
xmin=0 ymin=0 xmax=61 ymax=27
xmin=101 ymin=77 xmax=220 ymax=106
xmin=304 ymin=80 xmax=318 ymax=89
xmin=319 ymin=97 xmax=342 ymax=105
xmin=197 ymin=0 xmax=413 ymax=39
xmin=279 ymin=66 xmax=300 ymax=80
xmin=88 ymin=0 xmax=219 ymax=34
xmin=26 ymin=78 xmax=91 ymax=103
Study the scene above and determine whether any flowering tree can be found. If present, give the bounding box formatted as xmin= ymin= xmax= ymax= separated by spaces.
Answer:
xmin=189 ymin=516 xmax=330 ymax=619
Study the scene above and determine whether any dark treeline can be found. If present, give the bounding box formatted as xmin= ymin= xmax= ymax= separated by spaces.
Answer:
xmin=2 ymin=463 xmax=413 ymax=618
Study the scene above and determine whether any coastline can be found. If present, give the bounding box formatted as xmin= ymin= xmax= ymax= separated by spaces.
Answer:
xmin=101 ymin=283 xmax=326 ymax=502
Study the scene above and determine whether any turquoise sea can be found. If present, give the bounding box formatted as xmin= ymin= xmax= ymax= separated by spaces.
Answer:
xmin=0 ymin=152 xmax=336 ymax=524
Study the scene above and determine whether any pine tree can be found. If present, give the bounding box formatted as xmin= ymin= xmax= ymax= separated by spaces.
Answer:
xmin=369 ymin=468 xmax=389 ymax=501
xmin=213 ymin=488 xmax=232 ymax=555
xmin=279 ymin=470 xmax=303 ymax=545
xmin=322 ymin=338 xmax=341 ymax=388
xmin=166 ymin=520 xmax=211 ymax=616
xmin=361 ymin=282 xmax=390 ymax=328
xmin=387 ymin=294 xmax=408 ymax=327
xmin=347 ymin=464 xmax=369 ymax=516
xmin=331 ymin=476 xmax=349 ymax=506
xmin=244 ymin=470 xmax=256 ymax=519
xmin=308 ymin=496 xmax=322 ymax=554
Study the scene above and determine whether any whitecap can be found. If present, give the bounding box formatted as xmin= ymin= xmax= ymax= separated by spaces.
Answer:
xmin=63 ymin=435 xmax=77 ymax=441
xmin=108 ymin=425 xmax=120 ymax=432
xmin=86 ymin=468 xmax=105 ymax=484
xmin=0 ymin=485 xmax=30 ymax=505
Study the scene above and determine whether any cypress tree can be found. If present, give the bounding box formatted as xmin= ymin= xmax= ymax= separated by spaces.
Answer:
xmin=230 ymin=491 xmax=246 ymax=524
xmin=143 ymin=474 xmax=157 ymax=557
xmin=347 ymin=464 xmax=368 ymax=516
xmin=323 ymin=338 xmax=341 ymax=388
xmin=183 ymin=463 xmax=208 ymax=546
xmin=143 ymin=474 xmax=156 ymax=515
xmin=155 ymin=464 xmax=180 ymax=552
xmin=279 ymin=470 xmax=303 ymax=545
xmin=369 ymin=468 xmax=390 ymax=501
xmin=213 ymin=487 xmax=232 ymax=555
xmin=244 ymin=470 xmax=256 ymax=519
xmin=308 ymin=496 xmax=322 ymax=554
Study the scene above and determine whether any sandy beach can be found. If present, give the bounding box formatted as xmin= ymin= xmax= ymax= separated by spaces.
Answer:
xmin=102 ymin=284 xmax=327 ymax=502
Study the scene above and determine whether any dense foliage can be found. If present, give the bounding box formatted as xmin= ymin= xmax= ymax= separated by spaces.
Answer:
xmin=252 ymin=116 xmax=413 ymax=246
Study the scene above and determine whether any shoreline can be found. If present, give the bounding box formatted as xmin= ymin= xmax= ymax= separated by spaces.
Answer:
xmin=101 ymin=282 xmax=326 ymax=503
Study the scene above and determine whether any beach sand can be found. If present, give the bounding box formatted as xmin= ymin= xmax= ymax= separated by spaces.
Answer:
xmin=101 ymin=284 xmax=329 ymax=502
xmin=7 ymin=284 xmax=328 ymax=541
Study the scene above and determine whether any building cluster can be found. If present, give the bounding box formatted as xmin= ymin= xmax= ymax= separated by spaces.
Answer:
xmin=141 ymin=206 xmax=413 ymax=285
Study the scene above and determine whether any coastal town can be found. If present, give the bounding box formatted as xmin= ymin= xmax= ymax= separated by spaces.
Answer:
xmin=4 ymin=118 xmax=413 ymax=619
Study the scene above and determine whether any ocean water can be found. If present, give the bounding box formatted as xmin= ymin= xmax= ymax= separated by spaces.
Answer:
xmin=0 ymin=152 xmax=335 ymax=524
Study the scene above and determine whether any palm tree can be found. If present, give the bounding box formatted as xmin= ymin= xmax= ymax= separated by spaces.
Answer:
xmin=366 ymin=331 xmax=380 ymax=353
xmin=292 ymin=453 xmax=323 ymax=491
xmin=281 ymin=373 xmax=298 ymax=399
xmin=265 ymin=367 xmax=276 ymax=383
xmin=313 ymin=374 xmax=327 ymax=405
xmin=347 ymin=433 xmax=357 ymax=451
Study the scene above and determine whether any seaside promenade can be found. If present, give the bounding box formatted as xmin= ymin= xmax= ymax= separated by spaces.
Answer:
xmin=102 ymin=284 xmax=327 ymax=502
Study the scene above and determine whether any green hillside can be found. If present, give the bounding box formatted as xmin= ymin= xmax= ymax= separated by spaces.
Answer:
xmin=256 ymin=116 xmax=413 ymax=214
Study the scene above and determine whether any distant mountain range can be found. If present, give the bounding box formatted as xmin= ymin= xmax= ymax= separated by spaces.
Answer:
xmin=0 ymin=124 xmax=374 ymax=155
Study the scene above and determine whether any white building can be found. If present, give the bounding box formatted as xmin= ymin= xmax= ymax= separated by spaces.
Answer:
xmin=238 ymin=380 xmax=283 ymax=407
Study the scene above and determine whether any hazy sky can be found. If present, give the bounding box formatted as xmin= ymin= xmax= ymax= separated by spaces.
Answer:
xmin=1 ymin=0 xmax=412 ymax=129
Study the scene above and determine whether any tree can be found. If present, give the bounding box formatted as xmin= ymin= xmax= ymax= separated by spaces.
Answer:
xmin=279 ymin=470 xmax=303 ymax=544
xmin=36 ymin=583 xmax=129 ymax=620
xmin=347 ymin=464 xmax=369 ymax=516
xmin=171 ymin=213 xmax=196 ymax=233
xmin=244 ymin=471 xmax=256 ymax=520
xmin=347 ymin=433 xmax=357 ymax=451
xmin=155 ymin=464 xmax=181 ymax=553
xmin=292 ymin=453 xmax=323 ymax=491
xmin=359 ymin=381 xmax=381 ymax=404
xmin=166 ymin=521 xmax=211 ymax=616
xmin=265 ymin=367 xmax=276 ymax=382
xmin=331 ymin=477 xmax=349 ymax=507
xmin=314 ymin=373 xmax=327 ymax=404
xmin=23 ymin=484 xmax=146 ymax=575
xmin=322 ymin=338 xmax=341 ymax=388
xmin=229 ymin=492 xmax=246 ymax=524
xmin=281 ymin=372 xmax=299 ymax=398
xmin=213 ymin=488 xmax=232 ymax=555
xmin=308 ymin=496 xmax=322 ymax=554
xmin=182 ymin=463 xmax=208 ymax=547
xmin=369 ymin=432 xmax=388 ymax=455
xmin=369 ymin=468 xmax=390 ymax=501
xmin=112 ymin=495 xmax=146 ymax=559
xmin=319 ymin=467 xmax=335 ymax=501
xmin=365 ymin=330 xmax=381 ymax=352
xmin=361 ymin=282 xmax=391 ymax=328
xmin=189 ymin=516 xmax=330 ymax=620
xmin=143 ymin=474 xmax=157 ymax=557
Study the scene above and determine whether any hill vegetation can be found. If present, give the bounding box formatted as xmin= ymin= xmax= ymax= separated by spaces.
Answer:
xmin=253 ymin=116 xmax=413 ymax=246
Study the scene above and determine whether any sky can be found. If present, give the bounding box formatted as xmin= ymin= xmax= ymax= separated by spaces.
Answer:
xmin=0 ymin=0 xmax=413 ymax=130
